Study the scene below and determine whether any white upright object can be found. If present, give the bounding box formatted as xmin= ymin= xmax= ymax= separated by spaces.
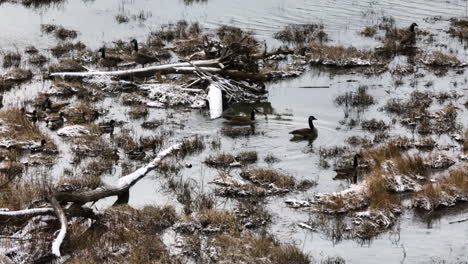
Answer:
xmin=208 ymin=83 xmax=222 ymax=119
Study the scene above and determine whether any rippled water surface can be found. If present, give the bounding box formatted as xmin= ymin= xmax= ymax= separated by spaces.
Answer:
xmin=1 ymin=0 xmax=468 ymax=263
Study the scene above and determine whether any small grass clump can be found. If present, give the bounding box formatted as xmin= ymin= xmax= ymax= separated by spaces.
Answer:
xmin=394 ymin=154 xmax=430 ymax=177
xmin=360 ymin=25 xmax=378 ymax=37
xmin=67 ymin=205 xmax=178 ymax=262
xmin=221 ymin=126 xmax=255 ymax=138
xmin=334 ymin=85 xmax=375 ymax=108
xmin=264 ymin=152 xmax=281 ymax=164
xmin=414 ymin=167 xmax=468 ymax=210
xmin=50 ymin=41 xmax=86 ymax=57
xmin=115 ymin=14 xmax=130 ymax=23
xmin=448 ymin=18 xmax=468 ymax=40
xmin=205 ymin=233 xmax=311 ymax=264
xmin=178 ymin=135 xmax=205 ymax=158
xmin=198 ymin=209 xmax=240 ymax=233
xmin=128 ymin=105 xmax=148 ymax=119
xmin=235 ymin=151 xmax=258 ymax=164
xmin=0 ymin=108 xmax=47 ymax=142
xmin=366 ymin=175 xmax=400 ymax=210
xmin=2 ymin=51 xmax=21 ymax=68
xmin=41 ymin=24 xmax=78 ymax=40
xmin=241 ymin=168 xmax=296 ymax=189
xmin=274 ymin=23 xmax=328 ymax=44
xmin=361 ymin=119 xmax=389 ymax=132
xmin=419 ymin=51 xmax=461 ymax=67
xmin=204 ymin=153 xmax=236 ymax=168
xmin=304 ymin=42 xmax=378 ymax=67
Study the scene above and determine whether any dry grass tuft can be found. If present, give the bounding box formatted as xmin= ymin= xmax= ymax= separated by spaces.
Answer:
xmin=0 ymin=108 xmax=47 ymax=141
xmin=198 ymin=209 xmax=240 ymax=233
xmin=366 ymin=175 xmax=400 ymax=210
xmin=241 ymin=168 xmax=296 ymax=189
xmin=274 ymin=24 xmax=328 ymax=43
xmin=304 ymin=42 xmax=378 ymax=66
xmin=2 ymin=51 xmax=21 ymax=68
xmin=335 ymin=85 xmax=375 ymax=108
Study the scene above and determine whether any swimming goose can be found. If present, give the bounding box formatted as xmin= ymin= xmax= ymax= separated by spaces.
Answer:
xmin=127 ymin=146 xmax=145 ymax=160
xmin=130 ymin=39 xmax=160 ymax=67
xmin=45 ymin=112 xmax=65 ymax=130
xmin=98 ymin=47 xmax=123 ymax=69
xmin=290 ymin=116 xmax=318 ymax=139
xmin=223 ymin=109 xmax=258 ymax=126
xmin=333 ymin=154 xmax=362 ymax=183
xmin=99 ymin=119 xmax=116 ymax=136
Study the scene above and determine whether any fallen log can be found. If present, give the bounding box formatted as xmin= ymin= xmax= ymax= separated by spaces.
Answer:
xmin=49 ymin=59 xmax=222 ymax=78
xmin=50 ymin=196 xmax=67 ymax=257
xmin=50 ymin=60 xmax=269 ymax=82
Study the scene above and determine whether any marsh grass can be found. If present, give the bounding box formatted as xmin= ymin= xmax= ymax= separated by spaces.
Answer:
xmin=334 ymin=86 xmax=375 ymax=108
xmin=128 ymin=105 xmax=148 ymax=119
xmin=419 ymin=51 xmax=461 ymax=67
xmin=414 ymin=167 xmax=468 ymax=209
xmin=50 ymin=42 xmax=86 ymax=58
xmin=274 ymin=24 xmax=328 ymax=44
xmin=178 ymin=135 xmax=205 ymax=158
xmin=304 ymin=42 xmax=377 ymax=66
xmin=366 ymin=174 xmax=400 ymax=210
xmin=67 ymin=205 xmax=178 ymax=262
xmin=198 ymin=209 xmax=240 ymax=233
xmin=221 ymin=126 xmax=255 ymax=138
xmin=360 ymin=26 xmax=378 ymax=37
xmin=204 ymin=153 xmax=235 ymax=168
xmin=241 ymin=168 xmax=296 ymax=189
xmin=2 ymin=51 xmax=21 ymax=68
xmin=0 ymin=108 xmax=47 ymax=142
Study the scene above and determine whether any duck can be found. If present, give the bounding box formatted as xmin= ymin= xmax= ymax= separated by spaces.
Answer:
xmin=333 ymin=154 xmax=362 ymax=183
xmin=30 ymin=139 xmax=47 ymax=153
xmin=223 ymin=109 xmax=258 ymax=126
xmin=104 ymin=148 xmax=119 ymax=161
xmin=99 ymin=119 xmax=116 ymax=136
xmin=127 ymin=146 xmax=145 ymax=160
xmin=98 ymin=47 xmax=123 ymax=69
xmin=290 ymin=116 xmax=318 ymax=140
xmin=130 ymin=39 xmax=160 ymax=67
xmin=45 ymin=112 xmax=65 ymax=130
xmin=44 ymin=98 xmax=69 ymax=113
xmin=21 ymin=108 xmax=37 ymax=123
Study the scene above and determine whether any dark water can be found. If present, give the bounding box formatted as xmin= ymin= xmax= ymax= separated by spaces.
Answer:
xmin=1 ymin=0 xmax=468 ymax=263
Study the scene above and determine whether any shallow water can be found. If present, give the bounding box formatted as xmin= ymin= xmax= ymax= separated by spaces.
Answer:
xmin=1 ymin=0 xmax=468 ymax=263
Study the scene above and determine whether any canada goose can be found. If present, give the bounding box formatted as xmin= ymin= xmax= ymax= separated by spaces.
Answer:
xmin=127 ymin=146 xmax=145 ymax=160
xmin=290 ymin=116 xmax=318 ymax=139
xmin=333 ymin=154 xmax=362 ymax=183
xmin=46 ymin=112 xmax=65 ymax=130
xmin=99 ymin=119 xmax=115 ymax=135
xmin=223 ymin=109 xmax=258 ymax=126
xmin=409 ymin=23 xmax=418 ymax=33
xmin=130 ymin=39 xmax=160 ymax=67
xmin=401 ymin=23 xmax=418 ymax=49
xmin=98 ymin=47 xmax=123 ymax=69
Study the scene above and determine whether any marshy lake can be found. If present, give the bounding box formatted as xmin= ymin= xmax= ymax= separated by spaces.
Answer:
xmin=0 ymin=0 xmax=467 ymax=263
